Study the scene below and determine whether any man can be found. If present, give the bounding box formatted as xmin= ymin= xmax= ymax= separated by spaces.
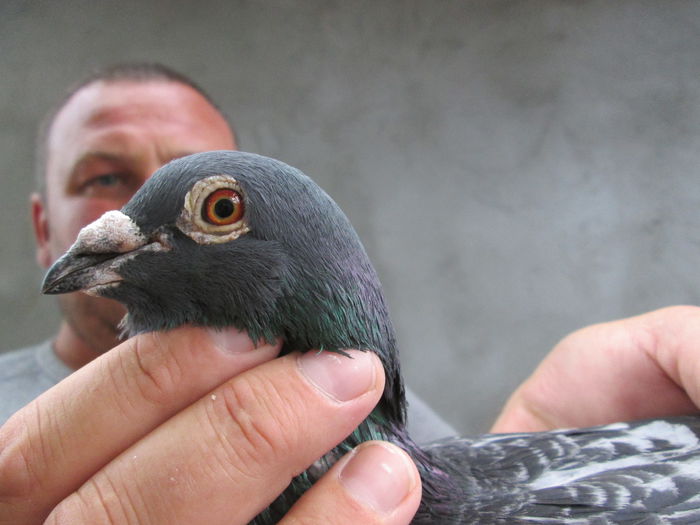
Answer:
xmin=28 ymin=65 xmax=243 ymax=371
xmin=0 ymin=63 xmax=446 ymax=524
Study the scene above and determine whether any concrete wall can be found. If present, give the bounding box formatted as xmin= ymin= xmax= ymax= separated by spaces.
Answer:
xmin=2 ymin=0 xmax=700 ymax=434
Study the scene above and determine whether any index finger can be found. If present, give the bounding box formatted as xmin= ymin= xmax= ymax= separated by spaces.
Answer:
xmin=0 ymin=326 xmax=280 ymax=523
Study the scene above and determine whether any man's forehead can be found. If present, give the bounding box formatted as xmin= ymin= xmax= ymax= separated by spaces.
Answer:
xmin=51 ymin=80 xmax=215 ymax=136
xmin=43 ymin=79 xmax=235 ymax=192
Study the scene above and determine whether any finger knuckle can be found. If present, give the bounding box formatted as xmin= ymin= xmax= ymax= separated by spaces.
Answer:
xmin=208 ymin=372 xmax=304 ymax=478
xmin=127 ymin=333 xmax=185 ymax=409
xmin=0 ymin=405 xmax=52 ymax=503
xmin=47 ymin=474 xmax=136 ymax=525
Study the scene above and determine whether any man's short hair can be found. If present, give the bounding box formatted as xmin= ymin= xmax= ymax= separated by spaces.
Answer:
xmin=35 ymin=62 xmax=236 ymax=194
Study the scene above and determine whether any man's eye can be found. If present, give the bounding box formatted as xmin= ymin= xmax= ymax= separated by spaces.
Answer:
xmin=91 ymin=173 xmax=123 ymax=187
xmin=77 ymin=172 xmax=133 ymax=198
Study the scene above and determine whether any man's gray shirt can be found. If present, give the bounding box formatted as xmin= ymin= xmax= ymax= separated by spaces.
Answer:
xmin=0 ymin=341 xmax=456 ymax=444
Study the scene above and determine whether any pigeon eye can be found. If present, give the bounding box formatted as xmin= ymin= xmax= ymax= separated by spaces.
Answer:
xmin=203 ymin=188 xmax=244 ymax=226
xmin=178 ymin=175 xmax=250 ymax=244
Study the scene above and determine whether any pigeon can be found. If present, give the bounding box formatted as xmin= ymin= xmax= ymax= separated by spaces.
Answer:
xmin=43 ymin=151 xmax=700 ymax=524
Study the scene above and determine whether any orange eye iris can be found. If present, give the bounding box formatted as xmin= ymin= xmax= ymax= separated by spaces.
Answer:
xmin=202 ymin=188 xmax=244 ymax=225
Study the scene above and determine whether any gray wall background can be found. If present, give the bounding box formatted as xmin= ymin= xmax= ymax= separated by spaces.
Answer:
xmin=2 ymin=0 xmax=700 ymax=435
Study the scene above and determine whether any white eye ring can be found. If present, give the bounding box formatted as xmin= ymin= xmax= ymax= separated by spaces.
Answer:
xmin=177 ymin=175 xmax=250 ymax=244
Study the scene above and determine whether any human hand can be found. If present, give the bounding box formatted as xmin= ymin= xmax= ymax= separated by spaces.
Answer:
xmin=491 ymin=305 xmax=700 ymax=433
xmin=0 ymin=326 xmax=421 ymax=524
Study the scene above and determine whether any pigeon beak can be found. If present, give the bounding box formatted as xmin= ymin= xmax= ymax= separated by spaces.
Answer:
xmin=42 ymin=210 xmax=158 ymax=295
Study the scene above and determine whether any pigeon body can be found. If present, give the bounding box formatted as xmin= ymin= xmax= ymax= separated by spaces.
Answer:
xmin=43 ymin=151 xmax=700 ymax=524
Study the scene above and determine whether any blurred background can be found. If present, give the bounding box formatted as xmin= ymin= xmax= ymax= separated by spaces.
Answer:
xmin=2 ymin=0 xmax=700 ymax=434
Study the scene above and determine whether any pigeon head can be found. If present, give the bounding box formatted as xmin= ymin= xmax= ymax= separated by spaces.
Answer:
xmin=42 ymin=150 xmax=404 ymax=422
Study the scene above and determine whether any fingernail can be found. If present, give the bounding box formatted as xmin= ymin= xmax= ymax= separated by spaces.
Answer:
xmin=297 ymin=350 xmax=376 ymax=402
xmin=339 ymin=442 xmax=416 ymax=513
xmin=207 ymin=327 xmax=257 ymax=354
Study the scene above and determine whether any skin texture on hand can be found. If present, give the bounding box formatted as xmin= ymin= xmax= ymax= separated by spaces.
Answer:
xmin=491 ymin=305 xmax=700 ymax=433
xmin=0 ymin=326 xmax=421 ymax=525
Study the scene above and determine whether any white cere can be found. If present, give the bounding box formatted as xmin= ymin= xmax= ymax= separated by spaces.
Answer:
xmin=73 ymin=210 xmax=146 ymax=254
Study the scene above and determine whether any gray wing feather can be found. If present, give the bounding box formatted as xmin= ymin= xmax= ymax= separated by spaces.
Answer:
xmin=416 ymin=416 xmax=700 ymax=524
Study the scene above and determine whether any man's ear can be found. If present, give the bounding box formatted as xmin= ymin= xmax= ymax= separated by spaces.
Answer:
xmin=31 ymin=192 xmax=52 ymax=268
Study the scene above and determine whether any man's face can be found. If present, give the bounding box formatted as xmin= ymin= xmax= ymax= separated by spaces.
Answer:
xmin=32 ymin=80 xmax=236 ymax=353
